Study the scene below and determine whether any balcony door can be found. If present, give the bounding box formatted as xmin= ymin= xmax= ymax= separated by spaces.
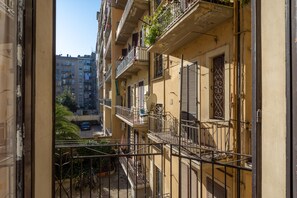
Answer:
xmin=138 ymin=81 xmax=144 ymax=109
xmin=127 ymin=85 xmax=131 ymax=108
xmin=132 ymin=32 xmax=138 ymax=47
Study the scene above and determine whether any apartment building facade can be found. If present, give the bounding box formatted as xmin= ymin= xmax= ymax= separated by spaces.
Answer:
xmin=56 ymin=53 xmax=98 ymax=114
xmin=0 ymin=0 xmax=296 ymax=197
xmin=96 ymin=0 xmax=253 ymax=197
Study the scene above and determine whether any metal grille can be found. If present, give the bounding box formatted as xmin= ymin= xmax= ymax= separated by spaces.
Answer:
xmin=213 ymin=55 xmax=225 ymax=119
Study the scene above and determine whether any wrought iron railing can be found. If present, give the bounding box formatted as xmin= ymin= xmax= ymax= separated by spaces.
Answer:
xmin=155 ymin=0 xmax=233 ymax=39
xmin=54 ymin=141 xmax=251 ymax=198
xmin=116 ymin=46 xmax=148 ymax=77
xmin=54 ymin=143 xmax=161 ymax=198
xmin=148 ymin=113 xmax=251 ymax=155
xmin=115 ymin=106 xmax=148 ymax=125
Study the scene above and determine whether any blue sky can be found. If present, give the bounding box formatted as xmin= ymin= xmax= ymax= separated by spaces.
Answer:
xmin=56 ymin=0 xmax=101 ymax=56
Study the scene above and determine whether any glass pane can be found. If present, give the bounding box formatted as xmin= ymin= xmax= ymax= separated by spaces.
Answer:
xmin=0 ymin=0 xmax=17 ymax=197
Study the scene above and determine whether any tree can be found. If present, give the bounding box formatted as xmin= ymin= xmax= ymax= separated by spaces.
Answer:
xmin=55 ymin=103 xmax=80 ymax=140
xmin=56 ymin=90 xmax=78 ymax=112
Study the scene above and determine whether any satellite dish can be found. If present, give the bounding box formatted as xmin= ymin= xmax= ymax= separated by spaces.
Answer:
xmin=146 ymin=93 xmax=157 ymax=112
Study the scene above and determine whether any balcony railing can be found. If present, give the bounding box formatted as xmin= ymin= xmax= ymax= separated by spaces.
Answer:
xmin=158 ymin=0 xmax=232 ymax=38
xmin=148 ymin=113 xmax=251 ymax=155
xmin=115 ymin=106 xmax=148 ymax=126
xmin=116 ymin=46 xmax=148 ymax=78
xmin=54 ymin=142 xmax=161 ymax=198
xmin=119 ymin=150 xmax=150 ymax=188
xmin=54 ymin=141 xmax=251 ymax=198
xmin=104 ymin=66 xmax=112 ymax=82
xmin=148 ymin=0 xmax=233 ymax=53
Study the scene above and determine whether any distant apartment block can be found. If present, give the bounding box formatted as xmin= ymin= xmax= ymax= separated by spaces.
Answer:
xmin=56 ymin=53 xmax=98 ymax=114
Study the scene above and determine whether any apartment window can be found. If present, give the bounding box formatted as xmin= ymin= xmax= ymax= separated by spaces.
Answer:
xmin=154 ymin=53 xmax=163 ymax=78
xmin=138 ymin=81 xmax=144 ymax=108
xmin=211 ymin=54 xmax=225 ymax=119
xmin=155 ymin=167 xmax=162 ymax=197
xmin=206 ymin=177 xmax=226 ymax=198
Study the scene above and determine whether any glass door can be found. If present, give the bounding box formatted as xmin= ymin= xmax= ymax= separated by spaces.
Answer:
xmin=0 ymin=0 xmax=18 ymax=197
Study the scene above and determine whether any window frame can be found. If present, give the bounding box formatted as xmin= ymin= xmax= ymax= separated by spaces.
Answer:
xmin=206 ymin=45 xmax=230 ymax=121
xmin=154 ymin=53 xmax=163 ymax=78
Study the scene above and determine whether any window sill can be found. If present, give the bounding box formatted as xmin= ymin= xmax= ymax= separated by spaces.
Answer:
xmin=151 ymin=76 xmax=164 ymax=82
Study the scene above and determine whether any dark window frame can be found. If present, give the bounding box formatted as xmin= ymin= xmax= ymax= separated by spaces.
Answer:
xmin=154 ymin=53 xmax=163 ymax=78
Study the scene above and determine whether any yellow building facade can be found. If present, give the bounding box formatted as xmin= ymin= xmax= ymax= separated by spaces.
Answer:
xmin=0 ymin=0 xmax=295 ymax=197
xmin=97 ymin=0 xmax=253 ymax=197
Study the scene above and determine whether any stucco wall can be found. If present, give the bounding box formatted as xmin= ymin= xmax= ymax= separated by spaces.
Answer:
xmin=261 ymin=0 xmax=287 ymax=197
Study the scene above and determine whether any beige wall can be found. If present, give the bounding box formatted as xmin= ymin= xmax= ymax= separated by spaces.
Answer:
xmin=111 ymin=7 xmax=124 ymax=140
xmin=34 ymin=0 xmax=53 ymax=197
xmin=261 ymin=0 xmax=287 ymax=197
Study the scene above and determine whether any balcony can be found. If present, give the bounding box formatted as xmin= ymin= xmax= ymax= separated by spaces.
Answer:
xmin=118 ymin=150 xmax=150 ymax=191
xmin=54 ymin=142 xmax=159 ymax=198
xmin=115 ymin=106 xmax=148 ymax=128
xmin=148 ymin=113 xmax=251 ymax=157
xmin=54 ymin=141 xmax=250 ymax=198
xmin=104 ymin=32 xmax=112 ymax=59
xmin=147 ymin=0 xmax=233 ymax=54
xmin=115 ymin=0 xmax=148 ymax=44
xmin=115 ymin=0 xmax=128 ymax=9
xmin=104 ymin=65 xmax=112 ymax=82
xmin=116 ymin=46 xmax=148 ymax=79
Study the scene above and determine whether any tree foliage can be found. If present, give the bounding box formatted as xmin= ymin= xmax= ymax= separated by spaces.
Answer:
xmin=55 ymin=103 xmax=80 ymax=140
xmin=56 ymin=90 xmax=78 ymax=112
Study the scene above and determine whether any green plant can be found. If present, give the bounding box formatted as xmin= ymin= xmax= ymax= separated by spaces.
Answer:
xmin=55 ymin=103 xmax=80 ymax=140
xmin=144 ymin=6 xmax=167 ymax=46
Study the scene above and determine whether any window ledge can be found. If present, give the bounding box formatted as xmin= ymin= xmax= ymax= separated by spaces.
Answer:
xmin=151 ymin=76 xmax=164 ymax=82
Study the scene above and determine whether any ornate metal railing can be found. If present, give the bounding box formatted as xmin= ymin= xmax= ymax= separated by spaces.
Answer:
xmin=116 ymin=46 xmax=148 ymax=77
